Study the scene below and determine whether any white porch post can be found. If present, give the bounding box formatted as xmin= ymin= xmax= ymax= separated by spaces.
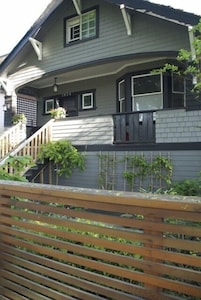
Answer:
xmin=0 ymin=91 xmax=5 ymax=131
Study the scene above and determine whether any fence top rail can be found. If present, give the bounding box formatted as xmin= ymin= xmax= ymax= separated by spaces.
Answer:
xmin=0 ymin=180 xmax=200 ymax=212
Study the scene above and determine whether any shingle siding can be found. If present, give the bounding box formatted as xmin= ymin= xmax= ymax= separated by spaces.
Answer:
xmin=156 ymin=109 xmax=201 ymax=143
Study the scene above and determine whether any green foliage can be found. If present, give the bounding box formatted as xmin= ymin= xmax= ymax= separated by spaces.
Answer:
xmin=37 ymin=140 xmax=85 ymax=177
xmin=123 ymin=154 xmax=173 ymax=191
xmin=153 ymin=19 xmax=201 ymax=97
xmin=12 ymin=113 xmax=27 ymax=124
xmin=0 ymin=155 xmax=35 ymax=182
xmin=151 ymin=155 xmax=173 ymax=186
xmin=50 ymin=107 xmax=66 ymax=119
xmin=172 ymin=178 xmax=201 ymax=196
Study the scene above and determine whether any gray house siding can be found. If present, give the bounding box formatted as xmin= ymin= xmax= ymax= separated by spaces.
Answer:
xmin=58 ymin=150 xmax=201 ymax=191
xmin=52 ymin=116 xmax=113 ymax=145
xmin=38 ymin=75 xmax=116 ymax=126
xmin=156 ymin=109 xmax=201 ymax=143
xmin=48 ymin=108 xmax=201 ymax=146
xmin=9 ymin=0 xmax=190 ymax=88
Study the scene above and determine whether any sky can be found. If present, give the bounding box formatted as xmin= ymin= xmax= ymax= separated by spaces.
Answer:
xmin=0 ymin=0 xmax=200 ymax=56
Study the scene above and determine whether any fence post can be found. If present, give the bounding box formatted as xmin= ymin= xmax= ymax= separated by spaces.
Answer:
xmin=144 ymin=214 xmax=163 ymax=298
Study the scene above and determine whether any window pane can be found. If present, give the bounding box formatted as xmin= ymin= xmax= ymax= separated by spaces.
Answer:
xmin=70 ymin=25 xmax=80 ymax=40
xmin=172 ymin=74 xmax=185 ymax=92
xmin=133 ymin=74 xmax=161 ymax=95
xmin=82 ymin=10 xmax=96 ymax=39
xmin=45 ymin=99 xmax=54 ymax=113
xmin=172 ymin=94 xmax=185 ymax=108
xmin=82 ymin=93 xmax=93 ymax=109
xmin=67 ymin=16 xmax=80 ymax=42
xmin=133 ymin=94 xmax=163 ymax=111
xmin=119 ymin=80 xmax=125 ymax=100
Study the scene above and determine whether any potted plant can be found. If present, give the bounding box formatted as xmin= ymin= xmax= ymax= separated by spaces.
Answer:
xmin=50 ymin=107 xmax=66 ymax=119
xmin=12 ymin=113 xmax=27 ymax=125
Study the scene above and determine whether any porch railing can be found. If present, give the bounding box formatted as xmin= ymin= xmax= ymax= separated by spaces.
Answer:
xmin=0 ymin=180 xmax=200 ymax=300
xmin=113 ymin=111 xmax=155 ymax=144
xmin=0 ymin=122 xmax=26 ymax=160
xmin=0 ymin=119 xmax=54 ymax=174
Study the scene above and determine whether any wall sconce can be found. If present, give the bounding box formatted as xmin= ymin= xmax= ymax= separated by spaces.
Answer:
xmin=53 ymin=77 xmax=58 ymax=93
xmin=3 ymin=99 xmax=11 ymax=111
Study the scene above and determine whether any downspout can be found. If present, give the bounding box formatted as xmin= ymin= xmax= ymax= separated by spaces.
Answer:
xmin=188 ymin=25 xmax=197 ymax=84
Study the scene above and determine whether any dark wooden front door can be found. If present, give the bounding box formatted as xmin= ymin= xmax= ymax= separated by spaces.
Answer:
xmin=60 ymin=95 xmax=78 ymax=117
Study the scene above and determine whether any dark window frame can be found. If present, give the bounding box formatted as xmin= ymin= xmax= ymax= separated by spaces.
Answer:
xmin=64 ymin=6 xmax=99 ymax=47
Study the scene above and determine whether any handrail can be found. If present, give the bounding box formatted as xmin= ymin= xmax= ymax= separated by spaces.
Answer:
xmin=0 ymin=122 xmax=26 ymax=160
xmin=0 ymin=119 xmax=54 ymax=173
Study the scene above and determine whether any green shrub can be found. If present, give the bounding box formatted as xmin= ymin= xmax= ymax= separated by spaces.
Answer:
xmin=172 ymin=178 xmax=201 ymax=196
xmin=37 ymin=140 xmax=85 ymax=177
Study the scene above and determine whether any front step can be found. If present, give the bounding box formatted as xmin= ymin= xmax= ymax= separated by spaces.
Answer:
xmin=25 ymin=160 xmax=49 ymax=182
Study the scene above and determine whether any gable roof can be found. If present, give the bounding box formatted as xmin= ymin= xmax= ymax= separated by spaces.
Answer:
xmin=0 ymin=0 xmax=63 ymax=73
xmin=0 ymin=0 xmax=200 ymax=74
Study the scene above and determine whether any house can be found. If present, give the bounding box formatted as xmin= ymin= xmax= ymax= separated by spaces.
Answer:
xmin=0 ymin=0 xmax=201 ymax=190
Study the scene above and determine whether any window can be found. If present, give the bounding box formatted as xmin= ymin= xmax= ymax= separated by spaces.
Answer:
xmin=82 ymin=92 xmax=94 ymax=109
xmin=118 ymin=80 xmax=125 ymax=112
xmin=65 ymin=9 xmax=97 ymax=44
xmin=45 ymin=99 xmax=54 ymax=114
xmin=131 ymin=73 xmax=163 ymax=111
xmin=171 ymin=73 xmax=185 ymax=108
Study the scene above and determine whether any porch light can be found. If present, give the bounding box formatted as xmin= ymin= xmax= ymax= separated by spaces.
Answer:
xmin=3 ymin=98 xmax=11 ymax=111
xmin=53 ymin=77 xmax=58 ymax=93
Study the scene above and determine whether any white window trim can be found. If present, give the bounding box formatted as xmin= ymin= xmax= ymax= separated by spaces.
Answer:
xmin=66 ymin=9 xmax=96 ymax=44
xmin=131 ymin=73 xmax=163 ymax=112
xmin=82 ymin=92 xmax=94 ymax=109
xmin=118 ymin=79 xmax=125 ymax=112
xmin=132 ymin=73 xmax=163 ymax=97
xmin=45 ymin=99 xmax=54 ymax=114
xmin=67 ymin=16 xmax=80 ymax=42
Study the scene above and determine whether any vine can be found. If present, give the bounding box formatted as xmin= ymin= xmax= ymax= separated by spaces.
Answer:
xmin=122 ymin=153 xmax=173 ymax=192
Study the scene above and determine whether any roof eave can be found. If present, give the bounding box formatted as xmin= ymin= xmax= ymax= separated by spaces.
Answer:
xmin=0 ymin=0 xmax=63 ymax=74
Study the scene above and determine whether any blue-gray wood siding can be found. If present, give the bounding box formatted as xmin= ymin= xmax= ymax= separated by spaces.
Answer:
xmin=58 ymin=150 xmax=201 ymax=191
xmin=9 ymin=0 xmax=190 ymax=87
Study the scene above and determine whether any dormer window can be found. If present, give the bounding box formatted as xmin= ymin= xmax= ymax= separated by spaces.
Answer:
xmin=65 ymin=8 xmax=98 ymax=45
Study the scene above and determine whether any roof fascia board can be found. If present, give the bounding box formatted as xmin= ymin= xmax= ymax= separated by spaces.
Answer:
xmin=122 ymin=4 xmax=195 ymax=27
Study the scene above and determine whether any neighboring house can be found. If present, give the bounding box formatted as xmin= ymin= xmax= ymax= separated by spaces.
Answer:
xmin=0 ymin=0 xmax=201 ymax=190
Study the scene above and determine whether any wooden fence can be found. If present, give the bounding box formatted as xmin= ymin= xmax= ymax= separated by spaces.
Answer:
xmin=0 ymin=180 xmax=200 ymax=300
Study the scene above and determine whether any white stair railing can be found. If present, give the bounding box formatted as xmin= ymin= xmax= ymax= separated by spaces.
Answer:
xmin=0 ymin=119 xmax=54 ymax=174
xmin=0 ymin=122 xmax=26 ymax=160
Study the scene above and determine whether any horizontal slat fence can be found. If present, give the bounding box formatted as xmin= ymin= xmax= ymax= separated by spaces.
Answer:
xmin=0 ymin=180 xmax=200 ymax=300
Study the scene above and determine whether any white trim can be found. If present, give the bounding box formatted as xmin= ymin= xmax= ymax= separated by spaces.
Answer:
xmin=0 ymin=77 xmax=13 ymax=96
xmin=45 ymin=99 xmax=54 ymax=113
xmin=72 ymin=0 xmax=81 ymax=15
xmin=120 ymin=4 xmax=132 ymax=36
xmin=132 ymin=73 xmax=163 ymax=96
xmin=131 ymin=73 xmax=163 ymax=111
xmin=82 ymin=92 xmax=93 ymax=109
xmin=29 ymin=38 xmax=42 ymax=60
